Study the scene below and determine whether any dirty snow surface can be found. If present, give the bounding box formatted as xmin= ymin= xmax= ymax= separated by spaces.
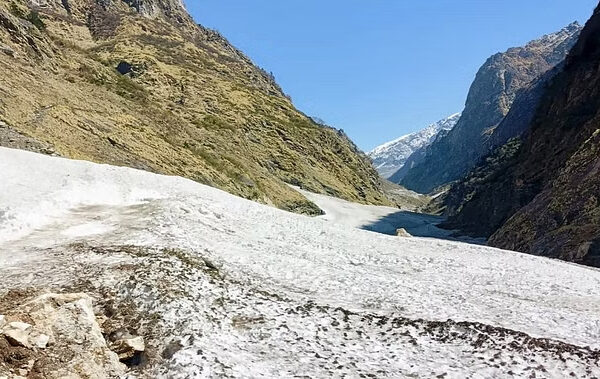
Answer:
xmin=1 ymin=147 xmax=600 ymax=378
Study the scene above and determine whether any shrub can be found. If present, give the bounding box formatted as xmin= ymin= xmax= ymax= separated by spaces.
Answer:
xmin=9 ymin=3 xmax=45 ymax=31
xmin=26 ymin=11 xmax=45 ymax=31
xmin=9 ymin=2 xmax=25 ymax=18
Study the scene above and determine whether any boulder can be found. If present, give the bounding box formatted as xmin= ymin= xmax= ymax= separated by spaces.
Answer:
xmin=2 ymin=321 xmax=32 ymax=347
xmin=113 ymin=336 xmax=145 ymax=361
xmin=12 ymin=293 xmax=126 ymax=377
xmin=30 ymin=332 xmax=50 ymax=348
xmin=396 ymin=228 xmax=412 ymax=237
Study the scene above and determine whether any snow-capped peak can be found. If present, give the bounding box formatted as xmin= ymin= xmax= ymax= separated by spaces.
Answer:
xmin=524 ymin=21 xmax=582 ymax=50
xmin=369 ymin=113 xmax=461 ymax=178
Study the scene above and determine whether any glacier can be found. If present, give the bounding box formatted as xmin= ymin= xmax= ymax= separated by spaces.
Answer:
xmin=1 ymin=147 xmax=599 ymax=378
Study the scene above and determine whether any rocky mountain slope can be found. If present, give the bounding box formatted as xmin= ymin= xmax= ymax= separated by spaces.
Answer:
xmin=435 ymin=66 xmax=569 ymax=221
xmin=398 ymin=23 xmax=582 ymax=194
xmin=2 ymin=147 xmax=600 ymax=377
xmin=0 ymin=0 xmax=390 ymax=214
xmin=368 ymin=113 xmax=460 ymax=179
xmin=442 ymin=5 xmax=600 ymax=267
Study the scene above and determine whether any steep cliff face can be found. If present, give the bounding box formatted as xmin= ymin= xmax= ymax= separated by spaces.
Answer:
xmin=0 ymin=0 xmax=390 ymax=213
xmin=437 ymin=139 xmax=523 ymax=236
xmin=444 ymin=5 xmax=600 ymax=266
xmin=438 ymin=67 xmax=565 ymax=226
xmin=485 ymin=66 xmax=561 ymax=151
xmin=398 ymin=23 xmax=581 ymax=194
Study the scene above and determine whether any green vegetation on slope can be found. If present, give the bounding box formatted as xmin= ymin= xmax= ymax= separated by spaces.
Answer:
xmin=0 ymin=0 xmax=390 ymax=214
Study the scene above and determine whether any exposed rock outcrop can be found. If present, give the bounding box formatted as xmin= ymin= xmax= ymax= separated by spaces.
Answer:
xmin=399 ymin=23 xmax=582 ymax=194
xmin=0 ymin=293 xmax=126 ymax=378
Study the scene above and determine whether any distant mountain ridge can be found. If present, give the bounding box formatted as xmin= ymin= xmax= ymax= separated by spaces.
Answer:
xmin=398 ymin=22 xmax=582 ymax=194
xmin=368 ymin=113 xmax=460 ymax=179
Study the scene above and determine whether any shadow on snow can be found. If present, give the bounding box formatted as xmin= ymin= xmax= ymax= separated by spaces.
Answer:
xmin=360 ymin=210 xmax=485 ymax=244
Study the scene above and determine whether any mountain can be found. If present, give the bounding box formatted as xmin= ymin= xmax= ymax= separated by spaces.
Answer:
xmin=398 ymin=23 xmax=582 ymax=194
xmin=388 ymin=121 xmax=452 ymax=184
xmin=485 ymin=66 xmax=564 ymax=151
xmin=368 ymin=113 xmax=460 ymax=179
xmin=442 ymin=5 xmax=600 ymax=267
xmin=0 ymin=0 xmax=390 ymax=215
xmin=435 ymin=66 xmax=568 ymax=222
xmin=2 ymin=147 xmax=600 ymax=377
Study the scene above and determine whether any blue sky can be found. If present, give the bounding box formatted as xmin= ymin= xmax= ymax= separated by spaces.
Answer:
xmin=186 ymin=1 xmax=597 ymax=152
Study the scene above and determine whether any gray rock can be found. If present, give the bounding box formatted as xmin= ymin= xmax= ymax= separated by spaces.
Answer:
xmin=30 ymin=332 xmax=50 ymax=348
xmin=3 ymin=321 xmax=32 ymax=347
xmin=395 ymin=228 xmax=412 ymax=237
xmin=0 ymin=43 xmax=15 ymax=57
xmin=113 ymin=336 xmax=145 ymax=361
xmin=17 ymin=293 xmax=126 ymax=377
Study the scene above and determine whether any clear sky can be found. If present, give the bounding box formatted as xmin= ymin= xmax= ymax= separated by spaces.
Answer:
xmin=186 ymin=1 xmax=597 ymax=152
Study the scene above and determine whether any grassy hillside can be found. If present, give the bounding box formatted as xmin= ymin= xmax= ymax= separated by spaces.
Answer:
xmin=0 ymin=0 xmax=390 ymax=214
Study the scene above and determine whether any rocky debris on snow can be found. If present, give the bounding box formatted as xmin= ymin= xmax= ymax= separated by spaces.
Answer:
xmin=3 ymin=148 xmax=600 ymax=377
xmin=2 ymin=233 xmax=600 ymax=377
xmin=0 ymin=292 xmax=126 ymax=378
xmin=30 ymin=333 xmax=49 ymax=349
xmin=112 ymin=336 xmax=146 ymax=365
xmin=395 ymin=228 xmax=412 ymax=237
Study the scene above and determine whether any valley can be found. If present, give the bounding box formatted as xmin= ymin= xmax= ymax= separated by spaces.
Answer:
xmin=296 ymin=187 xmax=483 ymax=244
xmin=1 ymin=0 xmax=600 ymax=377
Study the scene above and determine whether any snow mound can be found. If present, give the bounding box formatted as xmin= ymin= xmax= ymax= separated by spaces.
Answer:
xmin=0 ymin=151 xmax=166 ymax=243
